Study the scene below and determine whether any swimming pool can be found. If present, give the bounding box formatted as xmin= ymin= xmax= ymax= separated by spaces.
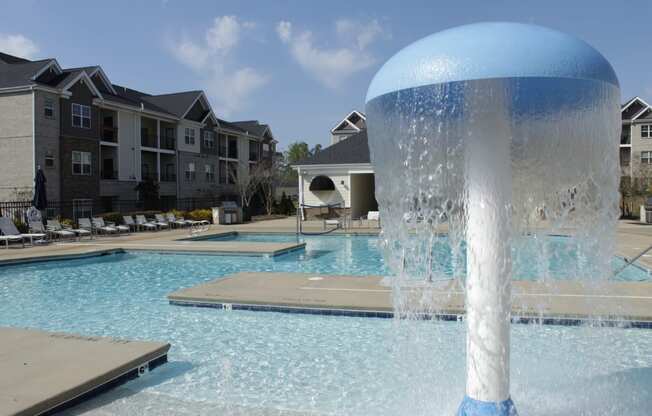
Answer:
xmin=200 ymin=232 xmax=650 ymax=281
xmin=0 ymin=251 xmax=650 ymax=415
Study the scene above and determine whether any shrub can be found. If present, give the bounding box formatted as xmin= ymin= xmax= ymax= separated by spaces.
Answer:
xmin=101 ymin=212 xmax=123 ymax=225
xmin=59 ymin=218 xmax=74 ymax=227
xmin=187 ymin=209 xmax=212 ymax=223
xmin=14 ymin=220 xmax=28 ymax=233
xmin=167 ymin=209 xmax=188 ymax=219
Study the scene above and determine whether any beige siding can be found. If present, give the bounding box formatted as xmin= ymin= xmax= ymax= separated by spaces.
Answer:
xmin=0 ymin=91 xmax=34 ymax=200
xmin=630 ymin=121 xmax=652 ymax=178
xmin=301 ymin=171 xmax=350 ymax=208
xmin=34 ymin=90 xmax=61 ymax=200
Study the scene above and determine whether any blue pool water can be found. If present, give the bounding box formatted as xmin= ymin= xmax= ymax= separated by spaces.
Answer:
xmin=0 ymin=235 xmax=650 ymax=415
xmin=202 ymin=233 xmax=650 ymax=281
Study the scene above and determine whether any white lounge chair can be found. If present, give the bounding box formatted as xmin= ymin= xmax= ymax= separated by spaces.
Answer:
xmin=47 ymin=219 xmax=91 ymax=240
xmin=166 ymin=213 xmax=190 ymax=228
xmin=366 ymin=211 xmax=380 ymax=228
xmin=154 ymin=214 xmax=171 ymax=229
xmin=78 ymin=218 xmax=95 ymax=234
xmin=123 ymin=215 xmax=141 ymax=232
xmin=98 ymin=217 xmax=130 ymax=234
xmin=91 ymin=217 xmax=118 ymax=234
xmin=0 ymin=217 xmax=46 ymax=248
xmin=135 ymin=215 xmax=158 ymax=231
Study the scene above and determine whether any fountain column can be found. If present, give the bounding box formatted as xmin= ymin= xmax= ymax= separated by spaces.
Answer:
xmin=459 ymin=85 xmax=516 ymax=415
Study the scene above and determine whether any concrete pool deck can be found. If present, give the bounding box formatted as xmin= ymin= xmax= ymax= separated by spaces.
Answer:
xmin=168 ymin=272 xmax=652 ymax=326
xmin=0 ymin=327 xmax=170 ymax=416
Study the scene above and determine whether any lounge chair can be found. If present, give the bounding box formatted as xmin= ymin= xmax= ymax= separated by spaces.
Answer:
xmin=165 ymin=213 xmax=190 ymax=228
xmin=0 ymin=216 xmax=46 ymax=248
xmin=123 ymin=215 xmax=142 ymax=232
xmin=154 ymin=214 xmax=171 ymax=229
xmin=366 ymin=211 xmax=380 ymax=228
xmin=91 ymin=217 xmax=122 ymax=234
xmin=135 ymin=215 xmax=158 ymax=231
xmin=97 ymin=217 xmax=129 ymax=234
xmin=36 ymin=219 xmax=73 ymax=241
xmin=47 ymin=219 xmax=91 ymax=240
xmin=78 ymin=218 xmax=94 ymax=234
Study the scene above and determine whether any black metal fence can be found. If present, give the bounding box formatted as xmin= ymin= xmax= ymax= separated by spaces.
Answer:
xmin=0 ymin=196 xmax=240 ymax=223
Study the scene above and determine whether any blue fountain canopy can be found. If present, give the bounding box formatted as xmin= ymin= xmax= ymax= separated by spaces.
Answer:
xmin=366 ymin=22 xmax=619 ymax=103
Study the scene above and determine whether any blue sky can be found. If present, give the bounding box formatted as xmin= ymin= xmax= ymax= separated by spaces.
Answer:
xmin=1 ymin=1 xmax=651 ymax=150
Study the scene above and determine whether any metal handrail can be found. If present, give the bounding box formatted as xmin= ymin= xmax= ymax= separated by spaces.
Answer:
xmin=612 ymin=243 xmax=652 ymax=278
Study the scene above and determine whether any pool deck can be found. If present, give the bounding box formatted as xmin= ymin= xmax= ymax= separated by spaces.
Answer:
xmin=0 ymin=327 xmax=170 ymax=416
xmin=168 ymin=272 xmax=652 ymax=326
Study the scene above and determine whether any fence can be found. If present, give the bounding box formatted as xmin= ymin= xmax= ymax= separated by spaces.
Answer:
xmin=0 ymin=196 xmax=241 ymax=223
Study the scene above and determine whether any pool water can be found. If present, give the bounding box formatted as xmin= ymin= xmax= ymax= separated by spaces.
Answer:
xmin=0 ymin=236 xmax=650 ymax=415
xmin=204 ymin=233 xmax=650 ymax=281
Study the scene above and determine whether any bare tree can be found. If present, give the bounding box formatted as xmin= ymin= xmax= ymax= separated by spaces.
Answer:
xmin=229 ymin=160 xmax=264 ymax=213
xmin=258 ymin=161 xmax=280 ymax=216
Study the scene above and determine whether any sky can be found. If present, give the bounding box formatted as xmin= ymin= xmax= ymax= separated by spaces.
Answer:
xmin=1 ymin=1 xmax=651 ymax=150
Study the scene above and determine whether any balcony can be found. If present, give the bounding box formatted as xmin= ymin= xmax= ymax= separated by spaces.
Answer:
xmin=102 ymin=126 xmax=118 ymax=143
xmin=101 ymin=170 xmax=118 ymax=180
xmin=161 ymin=172 xmax=177 ymax=182
xmin=161 ymin=135 xmax=176 ymax=151
xmin=141 ymin=133 xmax=157 ymax=148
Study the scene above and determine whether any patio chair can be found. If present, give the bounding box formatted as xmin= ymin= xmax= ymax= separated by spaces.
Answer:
xmin=78 ymin=218 xmax=95 ymax=235
xmin=0 ymin=216 xmax=46 ymax=248
xmin=366 ymin=211 xmax=380 ymax=228
xmin=135 ymin=215 xmax=158 ymax=231
xmin=36 ymin=219 xmax=73 ymax=241
xmin=47 ymin=219 xmax=91 ymax=240
xmin=92 ymin=217 xmax=123 ymax=234
xmin=166 ymin=213 xmax=190 ymax=228
xmin=123 ymin=215 xmax=141 ymax=232
xmin=98 ymin=217 xmax=129 ymax=234
xmin=154 ymin=214 xmax=171 ymax=230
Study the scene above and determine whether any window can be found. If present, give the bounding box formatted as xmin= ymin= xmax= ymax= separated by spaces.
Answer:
xmin=185 ymin=162 xmax=196 ymax=181
xmin=203 ymin=130 xmax=215 ymax=149
xmin=205 ymin=164 xmax=215 ymax=182
xmin=72 ymin=103 xmax=91 ymax=128
xmin=72 ymin=151 xmax=91 ymax=175
xmin=642 ymin=151 xmax=652 ymax=165
xmin=218 ymin=134 xmax=227 ymax=157
xmin=262 ymin=143 xmax=270 ymax=152
xmin=228 ymin=136 xmax=238 ymax=159
xmin=44 ymin=154 xmax=55 ymax=168
xmin=44 ymin=98 xmax=54 ymax=119
xmin=185 ymin=128 xmax=195 ymax=145
xmin=249 ymin=140 xmax=259 ymax=161
xmin=642 ymin=125 xmax=651 ymax=139
xmin=219 ymin=162 xmax=227 ymax=184
xmin=227 ymin=161 xmax=238 ymax=184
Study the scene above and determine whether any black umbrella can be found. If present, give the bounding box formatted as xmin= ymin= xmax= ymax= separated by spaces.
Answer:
xmin=32 ymin=167 xmax=47 ymax=211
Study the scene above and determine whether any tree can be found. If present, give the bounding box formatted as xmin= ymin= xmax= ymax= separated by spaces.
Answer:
xmin=230 ymin=160 xmax=264 ymax=216
xmin=286 ymin=141 xmax=311 ymax=164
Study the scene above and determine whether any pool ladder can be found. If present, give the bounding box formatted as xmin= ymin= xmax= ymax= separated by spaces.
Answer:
xmin=612 ymin=243 xmax=652 ymax=278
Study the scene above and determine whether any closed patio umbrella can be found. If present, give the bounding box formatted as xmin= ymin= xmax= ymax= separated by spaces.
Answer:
xmin=32 ymin=167 xmax=47 ymax=211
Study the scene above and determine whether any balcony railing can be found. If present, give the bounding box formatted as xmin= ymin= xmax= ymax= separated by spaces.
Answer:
xmin=102 ymin=126 xmax=118 ymax=143
xmin=161 ymin=135 xmax=176 ymax=150
xmin=142 ymin=172 xmax=159 ymax=181
xmin=141 ymin=133 xmax=157 ymax=148
xmin=101 ymin=170 xmax=118 ymax=180
xmin=161 ymin=172 xmax=177 ymax=182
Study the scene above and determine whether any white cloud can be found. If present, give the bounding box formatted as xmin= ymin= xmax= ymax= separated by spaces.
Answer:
xmin=276 ymin=19 xmax=385 ymax=88
xmin=276 ymin=21 xmax=292 ymax=43
xmin=0 ymin=33 xmax=39 ymax=59
xmin=335 ymin=18 xmax=384 ymax=50
xmin=170 ymin=16 xmax=266 ymax=116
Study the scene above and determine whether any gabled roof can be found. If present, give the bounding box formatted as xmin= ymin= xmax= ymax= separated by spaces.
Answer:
xmin=0 ymin=52 xmax=31 ymax=64
xmin=330 ymin=110 xmax=367 ymax=134
xmin=141 ymin=90 xmax=203 ymax=118
xmin=294 ymin=130 xmax=369 ymax=166
xmin=622 ymin=97 xmax=651 ymax=121
xmin=232 ymin=120 xmax=272 ymax=139
xmin=217 ymin=118 xmax=247 ymax=133
xmin=0 ymin=58 xmax=54 ymax=88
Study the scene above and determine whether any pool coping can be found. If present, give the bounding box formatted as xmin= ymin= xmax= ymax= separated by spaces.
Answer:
xmin=0 ymin=327 xmax=170 ymax=416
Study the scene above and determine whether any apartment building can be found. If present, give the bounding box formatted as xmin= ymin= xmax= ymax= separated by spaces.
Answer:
xmin=621 ymin=97 xmax=652 ymax=179
xmin=330 ymin=110 xmax=366 ymax=145
xmin=0 ymin=51 xmax=277 ymax=216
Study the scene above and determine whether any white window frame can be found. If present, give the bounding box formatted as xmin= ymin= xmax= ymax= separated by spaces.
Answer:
xmin=641 ymin=151 xmax=652 ymax=165
xmin=185 ymin=162 xmax=196 ymax=181
xmin=205 ymin=164 xmax=215 ymax=182
xmin=72 ymin=151 xmax=92 ymax=175
xmin=641 ymin=124 xmax=651 ymax=139
xmin=44 ymin=98 xmax=55 ymax=119
xmin=203 ymin=130 xmax=215 ymax=149
xmin=185 ymin=127 xmax=195 ymax=145
xmin=72 ymin=103 xmax=91 ymax=129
